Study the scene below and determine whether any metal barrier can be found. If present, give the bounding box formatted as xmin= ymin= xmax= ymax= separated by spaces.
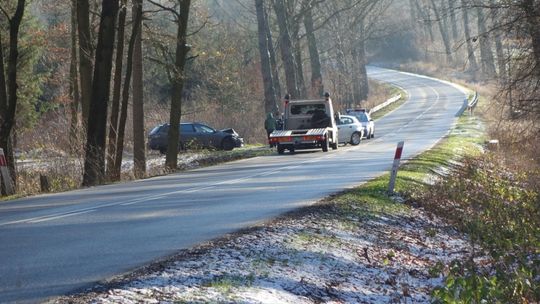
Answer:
xmin=371 ymin=94 xmax=402 ymax=114
xmin=467 ymin=92 xmax=479 ymax=115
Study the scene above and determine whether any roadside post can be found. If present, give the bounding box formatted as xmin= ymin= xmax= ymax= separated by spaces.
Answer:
xmin=388 ymin=141 xmax=404 ymax=194
xmin=0 ymin=148 xmax=15 ymax=195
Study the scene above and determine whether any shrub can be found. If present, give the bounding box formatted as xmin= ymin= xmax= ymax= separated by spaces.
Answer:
xmin=413 ymin=154 xmax=540 ymax=302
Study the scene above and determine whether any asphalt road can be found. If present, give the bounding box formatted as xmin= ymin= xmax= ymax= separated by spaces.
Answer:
xmin=0 ymin=66 xmax=467 ymax=303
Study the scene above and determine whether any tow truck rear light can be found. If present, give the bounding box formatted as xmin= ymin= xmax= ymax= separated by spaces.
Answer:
xmin=302 ymin=135 xmax=323 ymax=141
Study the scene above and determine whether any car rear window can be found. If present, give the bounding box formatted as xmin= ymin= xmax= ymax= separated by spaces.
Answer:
xmin=290 ymin=104 xmax=326 ymax=115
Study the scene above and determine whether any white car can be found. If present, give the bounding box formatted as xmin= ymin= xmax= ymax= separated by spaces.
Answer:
xmin=337 ymin=115 xmax=364 ymax=145
xmin=346 ymin=109 xmax=375 ymax=139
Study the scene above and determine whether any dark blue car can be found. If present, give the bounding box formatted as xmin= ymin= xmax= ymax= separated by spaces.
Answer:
xmin=148 ymin=122 xmax=244 ymax=154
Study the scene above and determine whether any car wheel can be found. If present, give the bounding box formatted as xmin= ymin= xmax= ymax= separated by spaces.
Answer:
xmin=277 ymin=144 xmax=285 ymax=155
xmin=221 ymin=137 xmax=235 ymax=151
xmin=289 ymin=147 xmax=295 ymax=154
xmin=350 ymin=132 xmax=361 ymax=145
xmin=321 ymin=137 xmax=329 ymax=152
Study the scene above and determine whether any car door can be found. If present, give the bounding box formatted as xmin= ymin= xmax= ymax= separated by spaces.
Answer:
xmin=193 ymin=123 xmax=216 ymax=148
xmin=180 ymin=123 xmax=196 ymax=149
xmin=337 ymin=117 xmax=354 ymax=143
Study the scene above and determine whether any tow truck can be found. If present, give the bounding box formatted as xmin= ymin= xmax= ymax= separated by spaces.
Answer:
xmin=269 ymin=93 xmax=339 ymax=154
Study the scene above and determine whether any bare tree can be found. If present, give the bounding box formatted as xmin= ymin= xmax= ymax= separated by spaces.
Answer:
xmin=272 ymin=0 xmax=299 ymax=98
xmin=303 ymin=0 xmax=324 ymax=98
xmin=163 ymin=0 xmax=192 ymax=170
xmin=82 ymin=0 xmax=120 ymax=186
xmin=0 ymin=0 xmax=26 ymax=193
xmin=106 ymin=0 xmax=127 ymax=180
xmin=77 ymin=0 xmax=93 ymax=127
xmin=461 ymin=0 xmax=478 ymax=74
xmin=475 ymin=4 xmax=496 ymax=77
xmin=255 ymin=0 xmax=279 ymax=114
xmin=69 ymin=0 xmax=81 ymax=152
xmin=132 ymin=0 xmax=146 ymax=179
xmin=109 ymin=0 xmax=143 ymax=181
xmin=429 ymin=0 xmax=453 ymax=64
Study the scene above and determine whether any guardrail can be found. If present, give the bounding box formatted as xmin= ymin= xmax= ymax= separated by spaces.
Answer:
xmin=370 ymin=94 xmax=402 ymax=114
xmin=467 ymin=92 xmax=479 ymax=115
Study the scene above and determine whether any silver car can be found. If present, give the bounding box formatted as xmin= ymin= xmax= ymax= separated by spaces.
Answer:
xmin=346 ymin=109 xmax=375 ymax=139
xmin=337 ymin=115 xmax=364 ymax=145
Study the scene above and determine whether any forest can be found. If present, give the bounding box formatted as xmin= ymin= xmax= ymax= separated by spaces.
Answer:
xmin=0 ymin=0 xmax=539 ymax=191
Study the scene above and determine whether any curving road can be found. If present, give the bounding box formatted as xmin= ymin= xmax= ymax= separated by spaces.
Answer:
xmin=0 ymin=67 xmax=467 ymax=303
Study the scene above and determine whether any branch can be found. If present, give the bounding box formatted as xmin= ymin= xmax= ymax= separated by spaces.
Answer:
xmin=0 ymin=5 xmax=10 ymax=21
xmin=147 ymin=0 xmax=180 ymax=19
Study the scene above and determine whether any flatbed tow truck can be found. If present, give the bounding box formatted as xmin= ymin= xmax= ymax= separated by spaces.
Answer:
xmin=269 ymin=93 xmax=339 ymax=154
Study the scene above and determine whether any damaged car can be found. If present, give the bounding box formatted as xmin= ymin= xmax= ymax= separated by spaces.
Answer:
xmin=148 ymin=122 xmax=244 ymax=154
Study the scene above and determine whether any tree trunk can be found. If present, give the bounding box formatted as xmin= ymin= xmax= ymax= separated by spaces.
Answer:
xmin=132 ymin=0 xmax=146 ymax=179
xmin=77 ymin=0 xmax=93 ymax=127
xmin=264 ymin=6 xmax=282 ymax=101
xmin=82 ymin=0 xmax=120 ymax=186
xmin=109 ymin=2 xmax=143 ymax=182
xmin=412 ymin=0 xmax=433 ymax=60
xmin=272 ymin=0 xmax=299 ymax=98
xmin=69 ymin=0 xmax=80 ymax=153
xmin=476 ymin=5 xmax=497 ymax=77
xmin=447 ymin=0 xmax=458 ymax=41
xmin=165 ymin=0 xmax=192 ymax=170
xmin=255 ymin=0 xmax=278 ymax=114
xmin=0 ymin=0 xmax=26 ymax=193
xmin=106 ymin=3 xmax=127 ymax=180
xmin=430 ymin=0 xmax=453 ymax=64
xmin=352 ymin=30 xmax=369 ymax=103
xmin=522 ymin=0 xmax=540 ymax=78
xmin=293 ymin=35 xmax=307 ymax=99
xmin=489 ymin=0 xmax=506 ymax=79
xmin=303 ymin=3 xmax=324 ymax=98
xmin=461 ymin=0 xmax=478 ymax=73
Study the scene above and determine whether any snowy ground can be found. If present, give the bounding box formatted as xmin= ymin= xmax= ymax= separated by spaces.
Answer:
xmin=53 ymin=193 xmax=473 ymax=304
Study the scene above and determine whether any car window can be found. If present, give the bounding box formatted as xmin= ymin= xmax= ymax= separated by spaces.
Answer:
xmin=358 ymin=113 xmax=369 ymax=122
xmin=339 ymin=117 xmax=353 ymax=125
xmin=149 ymin=125 xmax=161 ymax=135
xmin=160 ymin=125 xmax=169 ymax=133
xmin=180 ymin=124 xmax=194 ymax=133
xmin=194 ymin=124 xmax=215 ymax=133
xmin=290 ymin=104 xmax=326 ymax=115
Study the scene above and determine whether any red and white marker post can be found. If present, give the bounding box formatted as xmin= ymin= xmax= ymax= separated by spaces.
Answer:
xmin=0 ymin=148 xmax=14 ymax=195
xmin=388 ymin=141 xmax=404 ymax=194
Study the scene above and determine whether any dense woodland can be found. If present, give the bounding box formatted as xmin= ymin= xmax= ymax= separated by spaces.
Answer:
xmin=0 ymin=0 xmax=539 ymax=191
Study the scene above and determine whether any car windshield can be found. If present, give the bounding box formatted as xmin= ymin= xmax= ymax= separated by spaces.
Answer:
xmin=290 ymin=104 xmax=326 ymax=115
xmin=149 ymin=125 xmax=161 ymax=135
